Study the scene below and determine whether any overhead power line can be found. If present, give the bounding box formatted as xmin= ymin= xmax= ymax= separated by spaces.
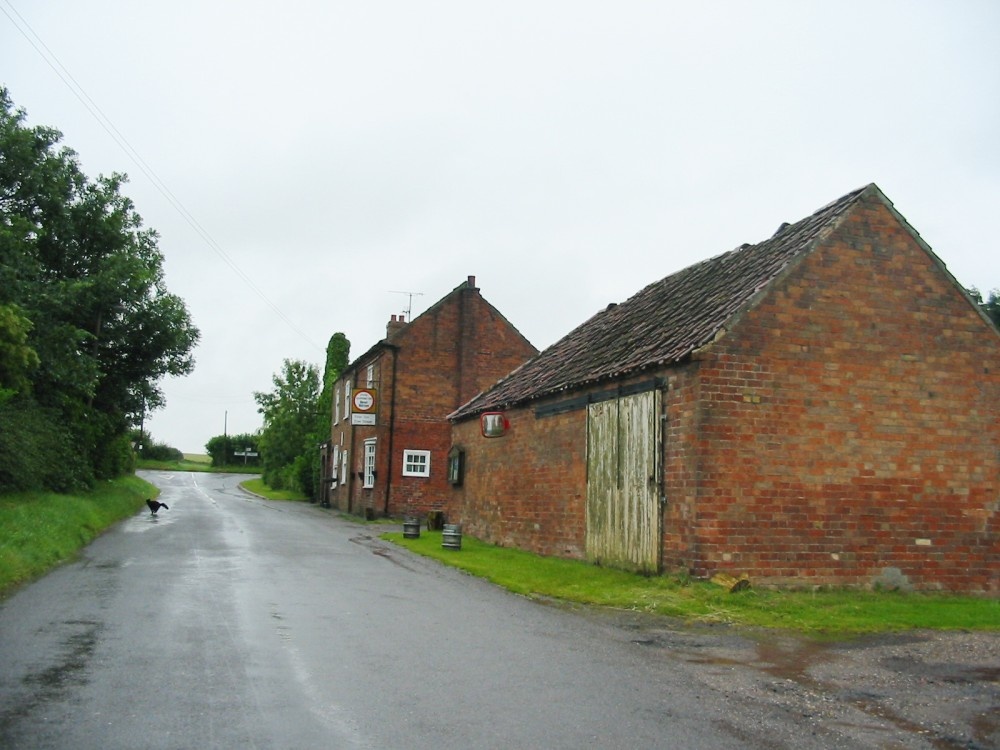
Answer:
xmin=0 ymin=0 xmax=323 ymax=352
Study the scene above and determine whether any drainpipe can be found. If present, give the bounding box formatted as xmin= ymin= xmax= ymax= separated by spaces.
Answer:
xmin=383 ymin=345 xmax=399 ymax=516
xmin=347 ymin=371 xmax=356 ymax=515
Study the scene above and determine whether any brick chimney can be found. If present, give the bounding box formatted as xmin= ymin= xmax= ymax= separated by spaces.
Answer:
xmin=387 ymin=313 xmax=407 ymax=338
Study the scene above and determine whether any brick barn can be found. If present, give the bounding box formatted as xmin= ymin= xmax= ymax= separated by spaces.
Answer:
xmin=448 ymin=185 xmax=999 ymax=592
xmin=324 ymin=276 xmax=536 ymax=519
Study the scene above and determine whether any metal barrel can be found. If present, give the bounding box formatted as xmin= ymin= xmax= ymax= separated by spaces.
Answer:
xmin=402 ymin=516 xmax=421 ymax=539
xmin=442 ymin=523 xmax=462 ymax=550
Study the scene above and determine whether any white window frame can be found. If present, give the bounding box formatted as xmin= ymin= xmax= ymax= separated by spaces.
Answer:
xmin=344 ymin=380 xmax=352 ymax=418
xmin=331 ymin=445 xmax=339 ymax=481
xmin=340 ymin=449 xmax=348 ymax=486
xmin=334 ymin=388 xmax=340 ymax=424
xmin=363 ymin=439 xmax=376 ymax=488
xmin=366 ymin=364 xmax=375 ymax=388
xmin=402 ymin=449 xmax=431 ymax=478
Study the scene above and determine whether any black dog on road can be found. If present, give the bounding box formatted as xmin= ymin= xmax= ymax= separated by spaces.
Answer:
xmin=146 ymin=498 xmax=169 ymax=515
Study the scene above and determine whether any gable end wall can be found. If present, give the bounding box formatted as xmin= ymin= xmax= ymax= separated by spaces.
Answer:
xmin=691 ymin=197 xmax=999 ymax=591
xmin=328 ymin=285 xmax=537 ymax=519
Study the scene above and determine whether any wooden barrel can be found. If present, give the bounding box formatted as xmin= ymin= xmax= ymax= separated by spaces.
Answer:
xmin=442 ymin=523 xmax=462 ymax=551
xmin=402 ymin=516 xmax=421 ymax=539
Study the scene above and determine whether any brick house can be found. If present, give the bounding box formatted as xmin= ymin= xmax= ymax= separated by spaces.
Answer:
xmin=323 ymin=276 xmax=537 ymax=519
xmin=448 ymin=185 xmax=999 ymax=592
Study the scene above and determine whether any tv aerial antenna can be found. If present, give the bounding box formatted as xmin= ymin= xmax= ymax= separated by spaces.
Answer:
xmin=388 ymin=290 xmax=424 ymax=321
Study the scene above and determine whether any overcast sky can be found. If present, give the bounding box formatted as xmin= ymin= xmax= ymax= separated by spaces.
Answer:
xmin=3 ymin=1 xmax=998 ymax=453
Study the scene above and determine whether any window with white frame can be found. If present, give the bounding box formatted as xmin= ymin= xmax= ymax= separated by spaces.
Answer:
xmin=344 ymin=381 xmax=352 ymax=417
xmin=331 ymin=445 xmax=339 ymax=481
xmin=366 ymin=364 xmax=375 ymax=388
xmin=363 ymin=439 xmax=376 ymax=488
xmin=334 ymin=388 xmax=340 ymax=424
xmin=402 ymin=449 xmax=431 ymax=477
xmin=340 ymin=449 xmax=348 ymax=485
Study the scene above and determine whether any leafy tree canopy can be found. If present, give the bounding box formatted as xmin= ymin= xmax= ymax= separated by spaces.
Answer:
xmin=251 ymin=333 xmax=350 ymax=498
xmin=0 ymin=87 xmax=199 ymax=490
xmin=254 ymin=359 xmax=320 ymax=491
xmin=0 ymin=302 xmax=39 ymax=404
xmin=205 ymin=432 xmax=260 ymax=468
xmin=968 ymin=287 xmax=1000 ymax=328
xmin=310 ymin=333 xmax=350 ymax=500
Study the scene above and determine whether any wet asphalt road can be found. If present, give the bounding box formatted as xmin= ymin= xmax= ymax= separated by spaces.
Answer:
xmin=0 ymin=471 xmax=996 ymax=749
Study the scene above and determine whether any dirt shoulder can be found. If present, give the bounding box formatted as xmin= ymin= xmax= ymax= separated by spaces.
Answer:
xmin=590 ymin=607 xmax=999 ymax=749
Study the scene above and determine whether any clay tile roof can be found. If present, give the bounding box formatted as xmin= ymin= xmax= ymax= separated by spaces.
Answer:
xmin=450 ymin=184 xmax=875 ymax=420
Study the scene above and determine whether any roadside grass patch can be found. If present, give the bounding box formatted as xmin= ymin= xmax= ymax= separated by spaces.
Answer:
xmin=240 ymin=478 xmax=309 ymax=502
xmin=383 ymin=531 xmax=999 ymax=634
xmin=0 ymin=475 xmax=156 ymax=595
xmin=136 ymin=458 xmax=262 ymax=474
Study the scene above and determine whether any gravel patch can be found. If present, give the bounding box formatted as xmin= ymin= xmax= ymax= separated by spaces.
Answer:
xmin=587 ymin=608 xmax=999 ymax=749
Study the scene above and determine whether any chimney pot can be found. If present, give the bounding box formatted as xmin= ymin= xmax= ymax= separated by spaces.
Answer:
xmin=468 ymin=275 xmax=476 ymax=288
xmin=387 ymin=313 xmax=406 ymax=337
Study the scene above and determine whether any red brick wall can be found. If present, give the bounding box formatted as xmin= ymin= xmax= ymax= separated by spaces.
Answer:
xmin=661 ymin=363 xmax=702 ymax=574
xmin=345 ymin=354 xmax=390 ymax=518
xmin=331 ymin=283 xmax=537 ymax=519
xmin=383 ymin=286 xmax=536 ymax=518
xmin=385 ymin=418 xmax=454 ymax=517
xmin=328 ymin=368 xmax=350 ymax=514
xmin=451 ymin=406 xmax=588 ymax=558
xmin=689 ymin=197 xmax=1000 ymax=591
xmin=391 ymin=288 xmax=536 ymax=420
xmin=451 ymin=198 xmax=998 ymax=592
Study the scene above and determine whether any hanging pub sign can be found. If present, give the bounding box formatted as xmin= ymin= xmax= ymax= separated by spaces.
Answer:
xmin=480 ymin=411 xmax=509 ymax=438
xmin=351 ymin=388 xmax=377 ymax=425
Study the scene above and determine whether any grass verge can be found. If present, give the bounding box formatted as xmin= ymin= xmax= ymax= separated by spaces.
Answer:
xmin=383 ymin=531 xmax=999 ymax=635
xmin=136 ymin=458 xmax=262 ymax=474
xmin=239 ymin=477 xmax=310 ymax=502
xmin=0 ymin=475 xmax=157 ymax=596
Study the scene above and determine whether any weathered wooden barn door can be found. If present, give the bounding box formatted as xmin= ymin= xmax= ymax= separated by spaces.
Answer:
xmin=585 ymin=390 xmax=660 ymax=573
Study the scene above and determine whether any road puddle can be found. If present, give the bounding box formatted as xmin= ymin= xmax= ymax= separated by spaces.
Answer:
xmin=349 ymin=534 xmax=419 ymax=572
xmin=6 ymin=618 xmax=104 ymax=725
xmin=122 ymin=509 xmax=179 ymax=532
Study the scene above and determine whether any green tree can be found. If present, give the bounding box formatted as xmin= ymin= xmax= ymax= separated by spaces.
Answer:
xmin=205 ymin=432 xmax=260 ymax=468
xmin=317 ymin=333 xmax=350 ymax=436
xmin=254 ymin=359 xmax=320 ymax=492
xmin=133 ymin=431 xmax=183 ymax=462
xmin=968 ymin=287 xmax=1000 ymax=328
xmin=0 ymin=303 xmax=39 ymax=404
xmin=0 ymin=87 xmax=199 ymax=490
xmin=309 ymin=333 xmax=350 ymax=500
xmin=250 ymin=335 xmax=349 ymax=499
